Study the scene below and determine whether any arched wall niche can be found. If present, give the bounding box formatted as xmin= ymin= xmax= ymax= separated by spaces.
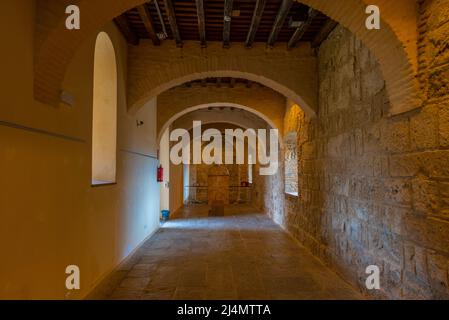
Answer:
xmin=91 ymin=31 xmax=118 ymax=185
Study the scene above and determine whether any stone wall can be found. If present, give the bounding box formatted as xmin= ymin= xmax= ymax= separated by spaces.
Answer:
xmin=283 ymin=102 xmax=303 ymax=196
xmin=269 ymin=2 xmax=449 ymax=299
xmin=284 ymin=134 xmax=298 ymax=195
xmin=253 ymin=156 xmax=285 ymax=226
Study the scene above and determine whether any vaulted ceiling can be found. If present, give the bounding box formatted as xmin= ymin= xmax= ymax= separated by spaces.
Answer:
xmin=114 ymin=0 xmax=337 ymax=49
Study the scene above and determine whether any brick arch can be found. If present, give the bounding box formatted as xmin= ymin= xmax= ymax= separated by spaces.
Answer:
xmin=170 ymin=120 xmax=263 ymax=155
xmin=35 ymin=0 xmax=147 ymax=106
xmin=158 ymin=102 xmax=280 ymax=144
xmin=164 ymin=110 xmax=272 ymax=155
xmin=177 ymin=120 xmax=266 ymax=156
xmin=35 ymin=0 xmax=419 ymax=115
xmin=299 ymin=0 xmax=420 ymax=114
xmin=128 ymin=61 xmax=317 ymax=117
xmin=156 ymin=83 xmax=286 ymax=141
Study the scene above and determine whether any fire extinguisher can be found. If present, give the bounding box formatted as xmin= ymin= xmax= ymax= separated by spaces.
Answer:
xmin=157 ymin=165 xmax=164 ymax=182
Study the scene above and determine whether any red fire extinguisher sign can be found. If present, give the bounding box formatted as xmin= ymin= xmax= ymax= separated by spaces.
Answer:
xmin=157 ymin=165 xmax=163 ymax=182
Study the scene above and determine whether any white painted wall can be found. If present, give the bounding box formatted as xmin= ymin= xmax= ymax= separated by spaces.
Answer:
xmin=159 ymin=128 xmax=170 ymax=212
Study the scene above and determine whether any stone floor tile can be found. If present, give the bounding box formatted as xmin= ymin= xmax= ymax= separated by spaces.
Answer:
xmin=173 ymin=286 xmax=207 ymax=300
xmin=141 ymin=286 xmax=176 ymax=300
xmin=89 ymin=205 xmax=363 ymax=300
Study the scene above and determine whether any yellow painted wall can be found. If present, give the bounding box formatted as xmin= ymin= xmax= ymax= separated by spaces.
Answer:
xmin=169 ymin=162 xmax=184 ymax=216
xmin=0 ymin=1 xmax=160 ymax=299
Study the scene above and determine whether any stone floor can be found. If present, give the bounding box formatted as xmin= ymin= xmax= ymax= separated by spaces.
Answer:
xmin=88 ymin=205 xmax=363 ymax=300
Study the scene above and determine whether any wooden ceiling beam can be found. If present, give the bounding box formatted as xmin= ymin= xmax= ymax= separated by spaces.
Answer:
xmin=287 ymin=8 xmax=318 ymax=49
xmin=311 ymin=18 xmax=338 ymax=49
xmin=267 ymin=0 xmax=293 ymax=47
xmin=114 ymin=14 xmax=139 ymax=46
xmin=163 ymin=0 xmax=183 ymax=47
xmin=245 ymin=0 xmax=267 ymax=48
xmin=195 ymin=0 xmax=207 ymax=47
xmin=137 ymin=4 xmax=160 ymax=45
xmin=223 ymin=0 xmax=234 ymax=48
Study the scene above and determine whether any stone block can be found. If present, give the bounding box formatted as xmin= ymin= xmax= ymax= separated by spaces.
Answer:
xmin=427 ymin=250 xmax=449 ymax=297
xmin=382 ymin=179 xmax=412 ymax=205
xmin=410 ymin=105 xmax=439 ymax=150
xmin=354 ymin=128 xmax=364 ymax=156
xmin=404 ymin=214 xmax=428 ymax=244
xmin=413 ymin=245 xmax=429 ymax=282
xmin=363 ymin=122 xmax=382 ymax=154
xmin=373 ymin=156 xmax=388 ymax=177
xmin=439 ymin=102 xmax=449 ymax=147
xmin=348 ymin=200 xmax=371 ymax=222
xmin=412 ymin=178 xmax=439 ymax=214
xmin=383 ymin=205 xmax=409 ymax=236
xmin=428 ymin=65 xmax=449 ymax=99
xmin=381 ymin=119 xmax=411 ymax=153
xmin=389 ymin=153 xmax=421 ymax=177
xmin=361 ymin=66 xmax=385 ymax=99
xmin=426 ymin=218 xmax=449 ymax=253
xmin=421 ymin=150 xmax=449 ymax=178
xmin=438 ymin=182 xmax=449 ymax=219
xmin=426 ymin=0 xmax=449 ymax=31
xmin=327 ymin=134 xmax=350 ymax=158
xmin=427 ymin=22 xmax=449 ymax=68
xmin=301 ymin=142 xmax=316 ymax=160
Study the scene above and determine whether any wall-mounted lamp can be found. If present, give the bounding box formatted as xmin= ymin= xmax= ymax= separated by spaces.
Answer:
xmin=60 ymin=90 xmax=76 ymax=107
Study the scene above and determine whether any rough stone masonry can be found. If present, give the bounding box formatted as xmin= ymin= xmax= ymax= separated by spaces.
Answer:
xmin=256 ymin=0 xmax=449 ymax=299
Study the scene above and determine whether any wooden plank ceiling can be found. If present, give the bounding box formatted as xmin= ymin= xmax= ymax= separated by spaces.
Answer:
xmin=115 ymin=0 xmax=337 ymax=49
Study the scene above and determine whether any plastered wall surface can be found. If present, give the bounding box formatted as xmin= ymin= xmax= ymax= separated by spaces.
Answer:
xmin=0 ymin=2 xmax=160 ymax=299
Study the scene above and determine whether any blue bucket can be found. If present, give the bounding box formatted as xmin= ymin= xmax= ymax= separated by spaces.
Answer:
xmin=161 ymin=210 xmax=170 ymax=221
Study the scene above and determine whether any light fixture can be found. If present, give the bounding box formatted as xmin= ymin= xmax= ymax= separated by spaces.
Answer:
xmin=60 ymin=90 xmax=75 ymax=106
xmin=157 ymin=32 xmax=167 ymax=40
xmin=232 ymin=4 xmax=240 ymax=17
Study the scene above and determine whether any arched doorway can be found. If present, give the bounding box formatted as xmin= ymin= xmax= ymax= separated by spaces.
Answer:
xmin=208 ymin=165 xmax=230 ymax=205
xmin=159 ymin=104 xmax=273 ymax=216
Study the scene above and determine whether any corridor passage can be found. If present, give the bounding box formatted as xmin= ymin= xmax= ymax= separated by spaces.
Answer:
xmin=89 ymin=205 xmax=362 ymax=300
